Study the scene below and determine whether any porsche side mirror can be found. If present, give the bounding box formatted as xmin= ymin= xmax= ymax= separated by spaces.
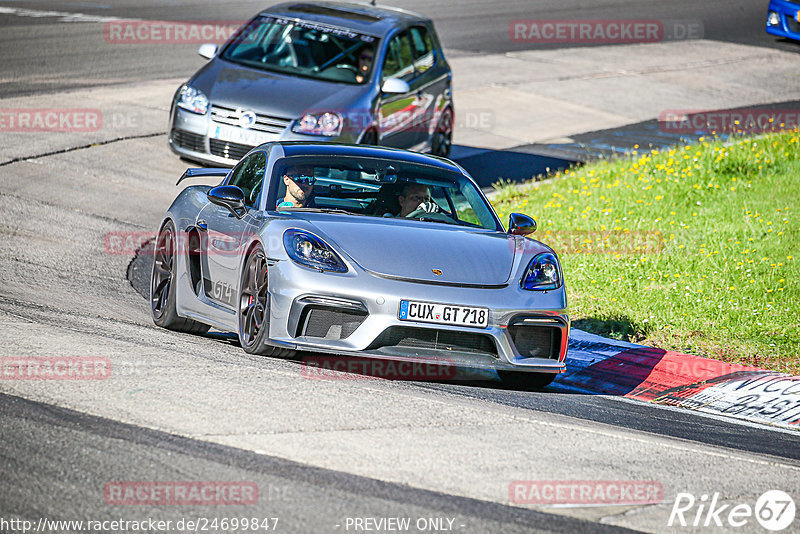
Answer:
xmin=208 ymin=185 xmax=246 ymax=218
xmin=508 ymin=213 xmax=536 ymax=236
xmin=198 ymin=43 xmax=218 ymax=60
xmin=381 ymin=77 xmax=410 ymax=94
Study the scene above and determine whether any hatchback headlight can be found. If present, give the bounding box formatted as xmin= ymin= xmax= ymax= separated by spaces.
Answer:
xmin=283 ymin=229 xmax=347 ymax=272
xmin=176 ymin=85 xmax=209 ymax=115
xmin=521 ymin=253 xmax=562 ymax=291
xmin=292 ymin=112 xmax=343 ymax=136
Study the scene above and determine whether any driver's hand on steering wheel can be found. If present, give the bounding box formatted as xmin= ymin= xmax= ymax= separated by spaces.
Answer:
xmin=415 ymin=201 xmax=440 ymax=214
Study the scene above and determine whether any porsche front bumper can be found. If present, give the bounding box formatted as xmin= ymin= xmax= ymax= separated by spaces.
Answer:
xmin=265 ymin=258 xmax=569 ymax=374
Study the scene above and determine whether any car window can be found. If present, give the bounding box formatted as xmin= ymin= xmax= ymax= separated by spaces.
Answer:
xmin=408 ymin=26 xmax=435 ymax=74
xmin=222 ymin=16 xmax=379 ymax=85
xmin=267 ymin=155 xmax=504 ymax=232
xmin=382 ymin=31 xmax=416 ymax=82
xmin=228 ymin=151 xmax=266 ymax=207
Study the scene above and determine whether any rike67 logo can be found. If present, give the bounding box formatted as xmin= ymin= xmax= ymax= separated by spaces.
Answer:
xmin=669 ymin=490 xmax=795 ymax=531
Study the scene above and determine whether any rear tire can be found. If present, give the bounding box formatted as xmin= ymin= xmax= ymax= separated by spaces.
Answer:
xmin=238 ymin=245 xmax=294 ymax=357
xmin=151 ymin=220 xmax=210 ymax=334
xmin=498 ymin=371 xmax=556 ymax=391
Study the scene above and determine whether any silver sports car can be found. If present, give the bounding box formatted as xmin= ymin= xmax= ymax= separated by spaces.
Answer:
xmin=152 ymin=142 xmax=568 ymax=388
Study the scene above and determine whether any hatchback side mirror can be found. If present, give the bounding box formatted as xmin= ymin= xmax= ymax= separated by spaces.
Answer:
xmin=508 ymin=213 xmax=536 ymax=236
xmin=381 ymin=77 xmax=410 ymax=94
xmin=198 ymin=43 xmax=218 ymax=60
xmin=208 ymin=185 xmax=246 ymax=218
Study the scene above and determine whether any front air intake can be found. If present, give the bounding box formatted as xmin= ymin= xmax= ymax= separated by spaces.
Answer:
xmin=299 ymin=307 xmax=368 ymax=340
xmin=507 ymin=325 xmax=561 ymax=359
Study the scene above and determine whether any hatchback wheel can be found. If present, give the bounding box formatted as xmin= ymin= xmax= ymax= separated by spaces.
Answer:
xmin=431 ymin=107 xmax=453 ymax=158
xmin=360 ymin=129 xmax=378 ymax=146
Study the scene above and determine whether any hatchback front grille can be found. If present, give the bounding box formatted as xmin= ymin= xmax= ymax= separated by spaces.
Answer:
xmin=210 ymin=105 xmax=292 ymax=134
xmin=368 ymin=326 xmax=497 ymax=358
xmin=171 ymin=129 xmax=205 ymax=152
xmin=507 ymin=325 xmax=561 ymax=359
xmin=209 ymin=139 xmax=252 ymax=161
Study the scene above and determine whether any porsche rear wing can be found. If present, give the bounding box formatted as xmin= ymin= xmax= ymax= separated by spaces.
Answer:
xmin=176 ymin=167 xmax=230 ymax=186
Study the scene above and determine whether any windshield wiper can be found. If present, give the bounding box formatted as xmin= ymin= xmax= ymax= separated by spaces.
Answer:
xmin=278 ymin=207 xmax=364 ymax=216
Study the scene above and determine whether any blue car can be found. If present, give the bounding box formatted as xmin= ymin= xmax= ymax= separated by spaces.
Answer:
xmin=766 ymin=0 xmax=800 ymax=41
xmin=169 ymin=2 xmax=454 ymax=167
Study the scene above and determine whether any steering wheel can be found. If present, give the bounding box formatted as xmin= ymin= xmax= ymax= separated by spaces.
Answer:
xmin=284 ymin=42 xmax=299 ymax=67
xmin=271 ymin=34 xmax=298 ymax=67
xmin=249 ymin=187 xmax=261 ymax=206
xmin=405 ymin=209 xmax=454 ymax=223
xmin=334 ymin=64 xmax=358 ymax=73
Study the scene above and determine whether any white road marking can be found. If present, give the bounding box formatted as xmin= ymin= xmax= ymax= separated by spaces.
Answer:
xmin=518 ymin=416 xmax=800 ymax=471
xmin=0 ymin=6 xmax=121 ymax=23
xmin=602 ymin=390 xmax=800 ymax=436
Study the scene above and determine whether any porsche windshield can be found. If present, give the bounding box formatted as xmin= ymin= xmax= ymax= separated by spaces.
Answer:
xmin=269 ymin=156 xmax=503 ymax=231
xmin=222 ymin=16 xmax=378 ymax=84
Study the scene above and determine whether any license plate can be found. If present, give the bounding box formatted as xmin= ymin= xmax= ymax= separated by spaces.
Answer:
xmin=209 ymin=123 xmax=275 ymax=147
xmin=398 ymin=300 xmax=489 ymax=328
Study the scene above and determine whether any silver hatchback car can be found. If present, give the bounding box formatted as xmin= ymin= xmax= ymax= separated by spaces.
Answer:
xmin=169 ymin=2 xmax=454 ymax=166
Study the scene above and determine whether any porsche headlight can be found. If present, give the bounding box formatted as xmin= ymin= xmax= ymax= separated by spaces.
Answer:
xmin=521 ymin=252 xmax=562 ymax=291
xmin=176 ymin=85 xmax=209 ymax=115
xmin=283 ymin=229 xmax=347 ymax=272
xmin=292 ymin=112 xmax=343 ymax=136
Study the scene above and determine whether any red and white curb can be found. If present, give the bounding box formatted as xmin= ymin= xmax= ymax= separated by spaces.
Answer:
xmin=557 ymin=330 xmax=800 ymax=430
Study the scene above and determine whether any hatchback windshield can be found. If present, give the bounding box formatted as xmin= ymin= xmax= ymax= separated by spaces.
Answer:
xmin=222 ymin=16 xmax=379 ymax=84
xmin=268 ymin=156 xmax=503 ymax=232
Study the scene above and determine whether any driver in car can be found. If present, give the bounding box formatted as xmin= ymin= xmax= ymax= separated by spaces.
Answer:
xmin=398 ymin=183 xmax=440 ymax=217
xmin=277 ymin=165 xmax=316 ymax=208
xmin=355 ymin=44 xmax=375 ymax=84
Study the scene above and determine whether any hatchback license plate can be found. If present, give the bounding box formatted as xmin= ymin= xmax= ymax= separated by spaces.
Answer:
xmin=399 ymin=300 xmax=489 ymax=328
xmin=210 ymin=123 xmax=275 ymax=147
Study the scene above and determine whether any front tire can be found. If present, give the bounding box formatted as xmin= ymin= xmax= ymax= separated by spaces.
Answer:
xmin=238 ymin=245 xmax=294 ymax=357
xmin=151 ymin=220 xmax=209 ymax=334
xmin=498 ymin=371 xmax=556 ymax=391
xmin=430 ymin=107 xmax=453 ymax=158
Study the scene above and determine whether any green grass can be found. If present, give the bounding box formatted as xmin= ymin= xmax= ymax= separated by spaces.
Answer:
xmin=491 ymin=130 xmax=800 ymax=374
